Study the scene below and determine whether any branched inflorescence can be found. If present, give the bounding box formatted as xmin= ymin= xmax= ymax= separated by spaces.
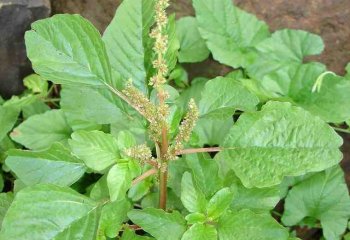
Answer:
xmin=125 ymin=144 xmax=154 ymax=166
xmin=166 ymin=99 xmax=199 ymax=160
xmin=123 ymin=0 xmax=198 ymax=171
xmin=149 ymin=0 xmax=170 ymax=89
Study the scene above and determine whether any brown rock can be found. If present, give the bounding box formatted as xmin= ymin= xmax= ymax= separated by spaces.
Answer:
xmin=52 ymin=0 xmax=350 ymax=75
xmin=0 ymin=0 xmax=51 ymax=98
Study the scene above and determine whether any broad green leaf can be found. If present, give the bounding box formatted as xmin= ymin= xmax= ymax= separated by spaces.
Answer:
xmin=218 ymin=209 xmax=289 ymax=240
xmin=128 ymin=208 xmax=187 ymax=240
xmin=193 ymin=0 xmax=270 ymax=68
xmin=0 ymin=136 xmax=15 ymax=163
xmin=111 ymin=115 xmax=148 ymax=145
xmin=117 ymin=131 xmax=137 ymax=155
xmin=0 ymin=105 xmax=19 ymax=142
xmin=3 ymin=94 xmax=37 ymax=109
xmin=176 ymin=17 xmax=209 ymax=63
xmin=128 ymin=176 xmax=153 ymax=202
xmin=0 ymin=184 xmax=100 ymax=239
xmin=61 ymin=85 xmax=127 ymax=130
xmin=184 ymin=154 xmax=222 ymax=198
xmin=23 ymin=74 xmax=48 ymax=94
xmin=90 ymin=175 xmax=109 ymax=201
xmin=97 ymin=199 xmax=131 ymax=239
xmin=25 ymin=14 xmax=114 ymax=88
xmin=192 ymin=117 xmax=233 ymax=146
xmin=22 ymin=99 xmax=50 ymax=119
xmin=177 ymin=77 xmax=208 ymax=111
xmin=345 ymin=233 xmax=350 ymax=240
xmin=282 ymin=167 xmax=350 ymax=240
xmin=0 ymin=192 xmax=13 ymax=226
xmin=217 ymin=101 xmax=343 ymax=188
xmin=10 ymin=110 xmax=72 ymax=150
xmin=248 ymin=29 xmax=324 ymax=92
xmin=103 ymin=0 xmax=155 ymax=93
xmin=169 ymin=65 xmax=189 ymax=88
xmin=141 ymin=190 xmax=184 ymax=212
xmin=121 ymin=228 xmax=155 ymax=240
xmin=107 ymin=163 xmax=132 ymax=201
xmin=181 ymin=224 xmax=217 ymax=240
xmin=164 ymin=14 xmax=180 ymax=75
xmin=181 ymin=172 xmax=207 ymax=213
xmin=5 ymin=143 xmax=86 ymax=186
xmin=224 ymin=171 xmax=280 ymax=212
xmin=199 ymin=77 xmax=259 ymax=119
xmin=207 ymin=188 xmax=233 ymax=220
xmin=185 ymin=213 xmax=206 ymax=224
xmin=168 ymin=158 xmax=190 ymax=197
xmin=69 ymin=130 xmax=120 ymax=172
xmin=288 ymin=63 xmax=350 ymax=123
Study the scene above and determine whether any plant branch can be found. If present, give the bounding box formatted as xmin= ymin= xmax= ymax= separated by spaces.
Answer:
xmin=333 ymin=126 xmax=350 ymax=134
xmin=177 ymin=147 xmax=223 ymax=155
xmin=132 ymin=168 xmax=157 ymax=186
xmin=105 ymin=84 xmax=149 ymax=121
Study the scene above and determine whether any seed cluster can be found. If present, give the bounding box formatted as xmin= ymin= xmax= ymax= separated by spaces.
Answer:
xmin=166 ymin=99 xmax=199 ymax=160
xmin=125 ymin=144 xmax=154 ymax=165
xmin=149 ymin=0 xmax=170 ymax=89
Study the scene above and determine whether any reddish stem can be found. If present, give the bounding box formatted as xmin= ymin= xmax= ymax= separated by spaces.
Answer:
xmin=177 ymin=147 xmax=222 ymax=155
xmin=132 ymin=168 xmax=157 ymax=186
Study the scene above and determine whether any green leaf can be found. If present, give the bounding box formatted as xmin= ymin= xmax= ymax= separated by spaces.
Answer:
xmin=282 ymin=166 xmax=350 ymax=240
xmin=117 ymin=131 xmax=137 ymax=155
xmin=111 ymin=114 xmax=148 ymax=145
xmin=25 ymin=14 xmax=114 ymax=88
xmin=97 ymin=199 xmax=131 ymax=239
xmin=207 ymin=188 xmax=233 ymax=220
xmin=107 ymin=163 xmax=132 ymax=202
xmin=61 ymin=85 xmax=127 ymax=130
xmin=199 ymin=77 xmax=259 ymax=119
xmin=193 ymin=0 xmax=270 ymax=68
xmin=5 ymin=143 xmax=86 ymax=186
xmin=185 ymin=213 xmax=206 ymax=224
xmin=69 ymin=130 xmax=120 ymax=172
xmin=23 ymin=74 xmax=48 ymax=94
xmin=103 ymin=0 xmax=155 ymax=93
xmin=224 ymin=171 xmax=280 ymax=212
xmin=184 ymin=153 xmax=222 ymax=198
xmin=181 ymin=224 xmax=217 ymax=240
xmin=22 ymin=99 xmax=50 ymax=119
xmin=218 ymin=209 xmax=290 ymax=240
xmin=181 ymin=172 xmax=207 ymax=213
xmin=10 ymin=109 xmax=72 ymax=150
xmin=0 ymin=105 xmax=19 ymax=142
xmin=217 ymin=101 xmax=342 ymax=188
xmin=121 ymin=228 xmax=155 ymax=240
xmin=0 ymin=192 xmax=14 ymax=227
xmin=164 ymin=14 xmax=180 ymax=74
xmin=176 ymin=17 xmax=209 ymax=63
xmin=248 ymin=29 xmax=324 ymax=92
xmin=192 ymin=117 xmax=233 ymax=146
xmin=128 ymin=208 xmax=187 ymax=240
xmin=177 ymin=77 xmax=208 ymax=111
xmin=90 ymin=175 xmax=109 ymax=201
xmin=0 ymin=184 xmax=100 ymax=239
xmin=288 ymin=63 xmax=350 ymax=123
